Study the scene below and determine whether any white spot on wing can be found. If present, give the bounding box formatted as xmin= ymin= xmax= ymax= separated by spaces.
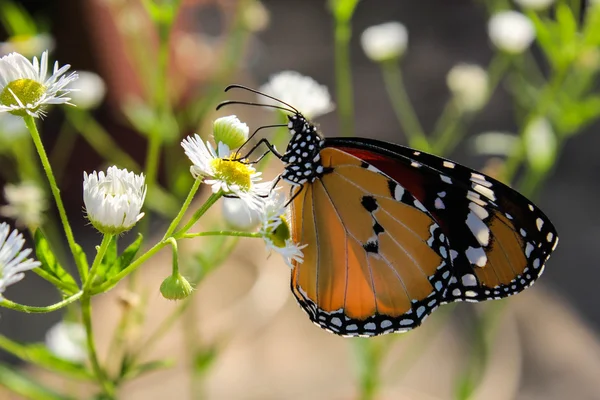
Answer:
xmin=473 ymin=183 xmax=496 ymax=201
xmin=536 ymin=218 xmax=544 ymax=231
xmin=440 ymin=174 xmax=452 ymax=184
xmin=469 ymin=202 xmax=489 ymax=220
xmin=434 ymin=197 xmax=445 ymax=209
xmin=461 ymin=274 xmax=477 ymax=286
xmin=466 ymin=211 xmax=490 ymax=246
xmin=380 ymin=320 xmax=392 ymax=329
xmin=394 ymin=184 xmax=405 ymax=201
xmin=525 ymin=243 xmax=534 ymax=258
xmin=547 ymin=232 xmax=554 ymax=242
xmin=471 ymin=172 xmax=493 ymax=187
xmin=443 ymin=161 xmax=456 ymax=169
xmin=466 ymin=246 xmax=488 ymax=267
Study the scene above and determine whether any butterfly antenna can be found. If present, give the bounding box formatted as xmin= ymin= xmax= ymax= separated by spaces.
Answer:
xmin=224 ymin=84 xmax=300 ymax=114
xmin=216 ymin=100 xmax=296 ymax=115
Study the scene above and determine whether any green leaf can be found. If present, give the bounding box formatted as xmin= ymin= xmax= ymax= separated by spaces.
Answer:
xmin=104 ymin=234 xmax=144 ymax=279
xmin=528 ymin=12 xmax=561 ymax=67
xmin=34 ymin=230 xmax=79 ymax=295
xmin=0 ymin=362 xmax=74 ymax=400
xmin=554 ymin=95 xmax=600 ymax=135
xmin=20 ymin=344 xmax=94 ymax=380
xmin=556 ymin=3 xmax=578 ymax=43
xmin=0 ymin=1 xmax=37 ymax=36
xmin=73 ymin=243 xmax=89 ymax=273
xmin=583 ymin=5 xmax=600 ymax=46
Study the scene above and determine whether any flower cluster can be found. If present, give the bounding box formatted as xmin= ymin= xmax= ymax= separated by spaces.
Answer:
xmin=182 ymin=115 xmax=306 ymax=267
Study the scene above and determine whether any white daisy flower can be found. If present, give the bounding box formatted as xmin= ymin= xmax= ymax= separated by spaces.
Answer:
xmin=0 ymin=50 xmax=78 ymax=118
xmin=488 ymin=11 xmax=535 ymax=54
xmin=0 ymin=222 xmax=40 ymax=299
xmin=67 ymin=71 xmax=106 ymax=109
xmin=83 ymin=166 xmax=146 ymax=235
xmin=514 ymin=0 xmax=555 ymax=10
xmin=45 ymin=321 xmax=87 ymax=363
xmin=446 ymin=63 xmax=489 ymax=112
xmin=259 ymin=71 xmax=334 ymax=119
xmin=181 ymin=134 xmax=270 ymax=211
xmin=360 ymin=22 xmax=408 ymax=62
xmin=213 ymin=115 xmax=249 ymax=150
xmin=259 ymin=192 xmax=306 ymax=268
xmin=0 ymin=181 xmax=46 ymax=228
xmin=0 ymin=33 xmax=55 ymax=58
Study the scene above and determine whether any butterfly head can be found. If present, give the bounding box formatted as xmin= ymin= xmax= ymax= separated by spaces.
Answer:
xmin=281 ymin=113 xmax=326 ymax=186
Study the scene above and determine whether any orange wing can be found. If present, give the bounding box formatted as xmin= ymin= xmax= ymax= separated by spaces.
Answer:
xmin=290 ymin=148 xmax=452 ymax=336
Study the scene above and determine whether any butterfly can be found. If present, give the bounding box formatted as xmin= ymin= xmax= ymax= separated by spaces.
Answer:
xmin=218 ymin=85 xmax=559 ymax=337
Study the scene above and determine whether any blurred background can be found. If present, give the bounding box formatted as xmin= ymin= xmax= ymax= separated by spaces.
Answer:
xmin=0 ymin=0 xmax=599 ymax=399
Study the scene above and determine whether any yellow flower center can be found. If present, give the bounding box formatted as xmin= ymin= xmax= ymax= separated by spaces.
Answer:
xmin=0 ymin=79 xmax=46 ymax=116
xmin=210 ymin=158 xmax=253 ymax=191
xmin=268 ymin=215 xmax=291 ymax=248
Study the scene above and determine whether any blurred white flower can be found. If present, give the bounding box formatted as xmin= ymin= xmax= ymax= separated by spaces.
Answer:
xmin=0 ymin=50 xmax=78 ymax=118
xmin=83 ymin=166 xmax=147 ymax=234
xmin=360 ymin=22 xmax=408 ymax=62
xmin=514 ymin=0 xmax=555 ymax=10
xmin=524 ymin=117 xmax=557 ymax=172
xmin=0 ymin=182 xmax=46 ymax=228
xmin=181 ymin=135 xmax=271 ymax=211
xmin=243 ymin=0 xmax=270 ymax=32
xmin=259 ymin=71 xmax=334 ymax=118
xmin=259 ymin=192 xmax=305 ymax=268
xmin=0 ymin=222 xmax=40 ymax=299
xmin=0 ymin=112 xmax=28 ymax=142
xmin=222 ymin=197 xmax=262 ymax=231
xmin=0 ymin=34 xmax=55 ymax=58
xmin=488 ymin=11 xmax=535 ymax=54
xmin=68 ymin=71 xmax=106 ymax=109
xmin=213 ymin=115 xmax=249 ymax=150
xmin=446 ymin=63 xmax=489 ymax=112
xmin=45 ymin=321 xmax=86 ymax=363
xmin=472 ymin=131 xmax=518 ymax=156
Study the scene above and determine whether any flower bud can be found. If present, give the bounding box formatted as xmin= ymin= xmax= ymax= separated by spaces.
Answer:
xmin=360 ymin=22 xmax=408 ymax=62
xmin=222 ymin=197 xmax=262 ymax=230
xmin=68 ymin=71 xmax=106 ymax=109
xmin=446 ymin=64 xmax=489 ymax=112
xmin=488 ymin=11 xmax=535 ymax=54
xmin=514 ymin=0 xmax=555 ymax=10
xmin=160 ymin=273 xmax=193 ymax=300
xmin=213 ymin=115 xmax=249 ymax=150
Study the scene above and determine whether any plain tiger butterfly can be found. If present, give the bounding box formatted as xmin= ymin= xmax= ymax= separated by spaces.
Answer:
xmin=218 ymin=85 xmax=559 ymax=337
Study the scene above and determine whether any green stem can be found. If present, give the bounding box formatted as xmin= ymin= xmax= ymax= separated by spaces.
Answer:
xmin=91 ymin=241 xmax=166 ymax=295
xmin=83 ymin=234 xmax=114 ymax=293
xmin=334 ymin=15 xmax=355 ymax=137
xmin=181 ymin=231 xmax=262 ymax=239
xmin=173 ymin=192 xmax=223 ymax=238
xmin=163 ymin=179 xmax=202 ymax=239
xmin=0 ymin=291 xmax=82 ymax=313
xmin=380 ymin=60 xmax=430 ymax=151
xmin=23 ymin=115 xmax=85 ymax=278
xmin=81 ymin=295 xmax=114 ymax=397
